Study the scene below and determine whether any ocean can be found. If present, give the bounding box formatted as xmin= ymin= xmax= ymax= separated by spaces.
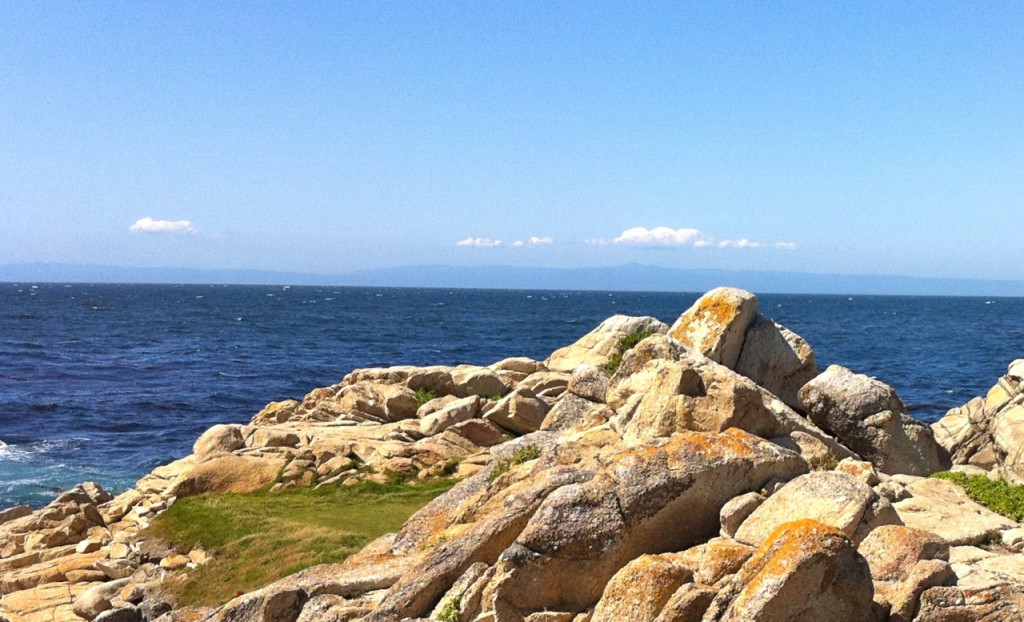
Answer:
xmin=1 ymin=283 xmax=1022 ymax=510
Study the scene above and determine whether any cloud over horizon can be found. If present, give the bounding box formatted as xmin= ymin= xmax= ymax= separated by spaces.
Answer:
xmin=588 ymin=226 xmax=796 ymax=251
xmin=459 ymin=235 xmax=554 ymax=248
xmin=455 ymin=237 xmax=502 ymax=247
xmin=129 ymin=217 xmax=197 ymax=234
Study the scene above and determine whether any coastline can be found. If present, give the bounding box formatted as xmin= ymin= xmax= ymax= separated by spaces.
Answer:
xmin=3 ymin=286 xmax=1024 ymax=622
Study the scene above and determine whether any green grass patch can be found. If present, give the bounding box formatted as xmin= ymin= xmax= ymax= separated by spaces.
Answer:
xmin=144 ymin=478 xmax=456 ymax=607
xmin=414 ymin=387 xmax=438 ymax=407
xmin=602 ymin=329 xmax=657 ymax=374
xmin=932 ymin=471 xmax=1024 ymax=522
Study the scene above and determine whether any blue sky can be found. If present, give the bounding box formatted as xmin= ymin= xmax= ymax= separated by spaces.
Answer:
xmin=1 ymin=2 xmax=1022 ymax=280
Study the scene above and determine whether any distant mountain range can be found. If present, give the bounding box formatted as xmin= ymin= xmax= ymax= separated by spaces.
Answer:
xmin=2 ymin=262 xmax=1022 ymax=296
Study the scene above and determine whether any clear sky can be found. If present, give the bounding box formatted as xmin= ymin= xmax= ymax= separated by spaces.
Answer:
xmin=2 ymin=2 xmax=1022 ymax=280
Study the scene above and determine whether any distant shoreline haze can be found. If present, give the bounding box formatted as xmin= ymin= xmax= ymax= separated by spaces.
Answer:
xmin=2 ymin=262 xmax=1023 ymax=297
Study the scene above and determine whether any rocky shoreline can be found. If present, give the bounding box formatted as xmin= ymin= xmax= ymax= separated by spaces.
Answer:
xmin=2 ymin=286 xmax=1024 ymax=621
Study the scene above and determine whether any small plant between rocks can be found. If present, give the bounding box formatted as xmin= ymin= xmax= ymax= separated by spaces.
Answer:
xmin=487 ymin=444 xmax=542 ymax=484
xmin=932 ymin=471 xmax=1024 ymax=522
xmin=414 ymin=388 xmax=438 ymax=407
xmin=436 ymin=595 xmax=462 ymax=622
xmin=602 ymin=329 xmax=656 ymax=374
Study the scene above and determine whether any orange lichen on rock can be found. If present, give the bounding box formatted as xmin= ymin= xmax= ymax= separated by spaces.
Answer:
xmin=705 ymin=519 xmax=874 ymax=622
xmin=668 ymin=287 xmax=758 ymax=368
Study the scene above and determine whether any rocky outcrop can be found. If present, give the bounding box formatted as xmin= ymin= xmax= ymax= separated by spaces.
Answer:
xmin=933 ymin=359 xmax=1024 ymax=481
xmin=800 ymin=365 xmax=951 ymax=475
xmin=6 ymin=287 xmax=1024 ymax=622
xmin=545 ymin=315 xmax=669 ymax=373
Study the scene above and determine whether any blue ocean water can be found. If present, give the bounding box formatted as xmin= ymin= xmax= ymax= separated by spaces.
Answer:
xmin=1 ymin=283 xmax=1022 ymax=509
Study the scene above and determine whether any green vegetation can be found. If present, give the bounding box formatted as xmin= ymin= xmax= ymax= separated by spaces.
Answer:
xmin=144 ymin=478 xmax=456 ymax=607
xmin=602 ymin=329 xmax=657 ymax=374
xmin=487 ymin=444 xmax=542 ymax=484
xmin=414 ymin=387 xmax=438 ymax=407
xmin=437 ymin=595 xmax=462 ymax=622
xmin=932 ymin=471 xmax=1024 ymax=522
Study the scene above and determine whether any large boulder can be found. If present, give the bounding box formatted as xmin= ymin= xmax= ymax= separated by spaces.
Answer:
xmin=607 ymin=339 xmax=852 ymax=465
xmin=545 ymin=315 xmax=669 ymax=373
xmin=891 ymin=476 xmax=1016 ymax=546
xmin=668 ymin=287 xmax=758 ymax=368
xmin=169 ymin=454 xmax=286 ymax=497
xmin=734 ymin=315 xmax=818 ymax=411
xmin=482 ymin=387 xmax=549 ymax=435
xmin=478 ymin=429 xmax=807 ymax=617
xmin=703 ymin=520 xmax=874 ymax=621
xmin=733 ymin=471 xmax=898 ymax=546
xmin=193 ymin=424 xmax=247 ymax=461
xmin=450 ymin=367 xmax=509 ymax=399
xmin=590 ymin=554 xmax=693 ymax=622
xmin=933 ymin=360 xmax=1024 ymax=482
xmin=419 ymin=396 xmax=481 ymax=437
xmin=799 ymin=365 xmax=950 ymax=475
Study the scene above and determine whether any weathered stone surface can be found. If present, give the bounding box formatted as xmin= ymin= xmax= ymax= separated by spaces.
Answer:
xmin=668 ymin=287 xmax=758 ymax=368
xmin=517 ymin=372 xmax=571 ymax=398
xmin=836 ymin=457 xmax=881 ymax=485
xmin=590 ymin=554 xmax=693 ymax=622
xmin=611 ymin=349 xmax=852 ymax=465
xmin=1 ymin=581 xmax=100 ymax=622
xmin=653 ymin=583 xmax=717 ymax=622
xmin=703 ymin=520 xmax=874 ymax=622
xmin=480 ymin=430 xmax=807 ymax=616
xmin=734 ymin=471 xmax=898 ymax=546
xmin=250 ymin=399 xmax=303 ymax=425
xmin=676 ymin=537 xmax=754 ymax=587
xmin=73 ymin=579 xmax=131 ymax=620
xmin=0 ymin=505 xmax=32 ymax=527
xmin=892 ymin=477 xmax=1016 ymax=546
xmin=341 ymin=365 xmax=455 ymax=396
xmin=169 ymin=454 xmax=286 ymax=497
xmin=568 ymin=365 xmax=610 ymax=403
xmin=799 ymin=365 xmax=950 ymax=475
xmin=491 ymin=357 xmax=545 ymax=375
xmin=451 ymin=367 xmax=509 ymax=399
xmin=859 ymin=525 xmax=950 ymax=582
xmin=546 ymin=315 xmax=668 ymax=373
xmin=192 ymin=424 xmax=246 ymax=461
xmin=483 ymin=387 xmax=549 ymax=435
xmin=540 ymin=394 xmax=612 ymax=433
xmin=734 ymin=315 xmax=818 ymax=410
xmin=92 ymin=607 xmax=142 ymax=622
xmin=419 ymin=396 xmax=481 ymax=437
xmin=914 ymin=582 xmax=1024 ymax=621
xmin=414 ymin=394 xmax=459 ymax=419
xmin=719 ymin=492 xmax=765 ymax=539
xmin=204 ymin=585 xmax=308 ymax=622
xmin=934 ymin=362 xmax=1024 ymax=483
xmin=446 ymin=419 xmax=507 ymax=448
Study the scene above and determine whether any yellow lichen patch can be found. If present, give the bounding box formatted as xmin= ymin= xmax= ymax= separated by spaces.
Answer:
xmin=671 ymin=294 xmax=743 ymax=346
xmin=738 ymin=519 xmax=848 ymax=590
xmin=663 ymin=429 xmax=762 ymax=463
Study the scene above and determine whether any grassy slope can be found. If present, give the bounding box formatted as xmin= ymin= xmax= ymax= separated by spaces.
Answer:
xmin=144 ymin=479 xmax=457 ymax=607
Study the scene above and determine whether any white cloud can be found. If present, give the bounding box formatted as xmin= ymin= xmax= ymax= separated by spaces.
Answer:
xmin=718 ymin=239 xmax=764 ymax=249
xmin=512 ymin=240 xmax=526 ymax=247
xmin=129 ymin=217 xmax=197 ymax=234
xmin=613 ymin=226 xmax=705 ymax=247
xmin=528 ymin=236 xmax=554 ymax=245
xmin=774 ymin=241 xmax=797 ymax=250
xmin=455 ymin=237 xmax=502 ymax=247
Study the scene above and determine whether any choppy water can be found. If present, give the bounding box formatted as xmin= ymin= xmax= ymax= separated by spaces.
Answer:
xmin=1 ymin=283 xmax=1022 ymax=509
